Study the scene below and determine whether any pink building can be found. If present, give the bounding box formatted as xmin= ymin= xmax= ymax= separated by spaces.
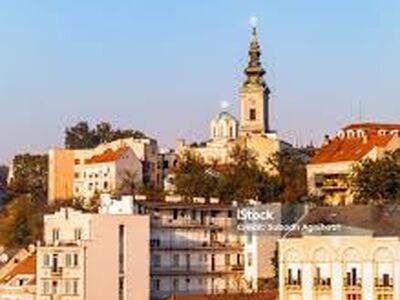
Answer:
xmin=36 ymin=208 xmax=150 ymax=300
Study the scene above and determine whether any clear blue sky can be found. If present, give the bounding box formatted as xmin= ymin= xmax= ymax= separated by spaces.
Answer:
xmin=0 ymin=0 xmax=399 ymax=164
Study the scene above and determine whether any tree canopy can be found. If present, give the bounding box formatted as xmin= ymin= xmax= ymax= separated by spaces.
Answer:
xmin=8 ymin=154 xmax=48 ymax=202
xmin=351 ymin=150 xmax=400 ymax=204
xmin=65 ymin=121 xmax=147 ymax=149
xmin=173 ymin=145 xmax=309 ymax=203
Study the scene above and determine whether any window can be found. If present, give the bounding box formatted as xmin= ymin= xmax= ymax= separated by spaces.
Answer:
xmin=173 ymin=209 xmax=178 ymax=220
xmin=73 ymin=280 xmax=78 ymax=295
xmin=43 ymin=254 xmax=50 ymax=267
xmin=225 ymin=254 xmax=231 ymax=266
xmin=118 ymin=277 xmax=125 ymax=300
xmin=119 ymin=225 xmax=125 ymax=275
xmin=249 ymin=108 xmax=256 ymax=120
xmin=52 ymin=228 xmax=60 ymax=243
xmin=65 ymin=253 xmax=72 ymax=267
xmin=153 ymin=254 xmax=161 ymax=267
xmin=173 ymin=254 xmax=179 ymax=267
xmin=65 ymin=279 xmax=71 ymax=295
xmin=247 ymin=253 xmax=253 ymax=267
xmin=43 ymin=281 xmax=50 ymax=295
xmin=152 ymin=279 xmax=160 ymax=291
xmin=104 ymin=181 xmax=109 ymax=189
xmin=74 ymin=159 xmax=80 ymax=165
xmin=51 ymin=280 xmax=58 ymax=295
xmin=74 ymin=172 xmax=80 ymax=179
xmin=173 ymin=278 xmax=179 ymax=291
xmin=74 ymin=228 xmax=82 ymax=241
xmin=73 ymin=253 xmax=79 ymax=267
xmin=52 ymin=254 xmax=59 ymax=272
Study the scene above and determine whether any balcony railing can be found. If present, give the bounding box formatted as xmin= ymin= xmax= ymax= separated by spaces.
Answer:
xmin=313 ymin=278 xmax=331 ymax=290
xmin=151 ymin=217 xmax=233 ymax=229
xmin=343 ymin=277 xmax=362 ymax=289
xmin=151 ymin=264 xmax=244 ymax=275
xmin=375 ymin=277 xmax=394 ymax=289
xmin=150 ymin=240 xmax=244 ymax=251
xmin=284 ymin=278 xmax=301 ymax=291
xmin=51 ymin=267 xmax=63 ymax=276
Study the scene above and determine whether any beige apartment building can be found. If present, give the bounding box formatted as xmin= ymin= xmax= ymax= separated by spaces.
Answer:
xmin=177 ymin=23 xmax=288 ymax=170
xmin=36 ymin=207 xmax=150 ymax=300
xmin=307 ymin=123 xmax=400 ymax=204
xmin=279 ymin=205 xmax=400 ymax=300
xmin=48 ymin=137 xmax=161 ymax=203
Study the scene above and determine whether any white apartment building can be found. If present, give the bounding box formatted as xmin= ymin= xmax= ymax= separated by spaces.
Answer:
xmin=36 ymin=207 xmax=150 ymax=300
xmin=140 ymin=200 xmax=246 ymax=300
xmin=134 ymin=197 xmax=278 ymax=300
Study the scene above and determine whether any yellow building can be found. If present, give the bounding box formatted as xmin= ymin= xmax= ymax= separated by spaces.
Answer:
xmin=177 ymin=23 xmax=288 ymax=169
xmin=279 ymin=205 xmax=400 ymax=300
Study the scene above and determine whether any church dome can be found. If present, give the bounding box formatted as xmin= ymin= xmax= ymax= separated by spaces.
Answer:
xmin=210 ymin=111 xmax=239 ymax=140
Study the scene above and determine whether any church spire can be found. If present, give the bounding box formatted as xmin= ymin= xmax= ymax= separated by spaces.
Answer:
xmin=244 ymin=18 xmax=266 ymax=87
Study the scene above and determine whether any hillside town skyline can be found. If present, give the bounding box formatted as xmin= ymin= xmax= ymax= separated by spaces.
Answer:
xmin=1 ymin=1 xmax=399 ymax=164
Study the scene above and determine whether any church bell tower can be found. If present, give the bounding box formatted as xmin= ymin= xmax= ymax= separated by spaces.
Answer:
xmin=239 ymin=20 xmax=271 ymax=135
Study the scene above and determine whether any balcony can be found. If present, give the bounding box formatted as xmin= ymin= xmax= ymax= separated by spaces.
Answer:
xmin=343 ymin=277 xmax=362 ymax=291
xmin=151 ymin=217 xmax=233 ymax=229
xmin=151 ymin=240 xmax=244 ymax=251
xmin=151 ymin=264 xmax=244 ymax=276
xmin=375 ymin=277 xmax=394 ymax=290
xmin=316 ymin=175 xmax=348 ymax=191
xmin=313 ymin=278 xmax=331 ymax=291
xmin=51 ymin=267 xmax=63 ymax=276
xmin=284 ymin=278 xmax=301 ymax=291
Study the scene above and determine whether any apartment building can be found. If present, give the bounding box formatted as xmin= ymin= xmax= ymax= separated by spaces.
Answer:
xmin=136 ymin=198 xmax=245 ymax=299
xmin=36 ymin=207 xmax=150 ymax=300
xmin=278 ymin=205 xmax=400 ymax=300
xmin=48 ymin=137 xmax=153 ymax=203
xmin=307 ymin=123 xmax=400 ymax=204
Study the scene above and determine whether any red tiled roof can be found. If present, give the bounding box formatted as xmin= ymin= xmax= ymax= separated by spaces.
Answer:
xmin=343 ymin=123 xmax=400 ymax=131
xmin=310 ymin=135 xmax=393 ymax=164
xmin=85 ymin=147 xmax=128 ymax=164
xmin=0 ymin=254 xmax=36 ymax=284
xmin=169 ymin=291 xmax=277 ymax=300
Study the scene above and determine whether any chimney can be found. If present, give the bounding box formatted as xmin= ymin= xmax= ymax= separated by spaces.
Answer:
xmin=323 ymin=135 xmax=330 ymax=146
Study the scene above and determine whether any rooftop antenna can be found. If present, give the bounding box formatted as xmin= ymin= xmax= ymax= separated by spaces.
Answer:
xmin=358 ymin=99 xmax=363 ymax=122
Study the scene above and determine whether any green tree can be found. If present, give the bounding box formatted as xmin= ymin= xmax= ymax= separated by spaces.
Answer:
xmin=218 ymin=145 xmax=279 ymax=203
xmin=351 ymin=150 xmax=400 ymax=204
xmin=65 ymin=121 xmax=98 ymax=149
xmin=174 ymin=151 xmax=219 ymax=199
xmin=267 ymin=148 xmax=309 ymax=203
xmin=65 ymin=121 xmax=147 ymax=149
xmin=0 ymin=195 xmax=46 ymax=247
xmin=8 ymin=154 xmax=48 ymax=202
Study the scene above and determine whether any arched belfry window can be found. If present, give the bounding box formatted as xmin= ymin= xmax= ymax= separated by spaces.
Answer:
xmin=249 ymin=109 xmax=256 ymax=121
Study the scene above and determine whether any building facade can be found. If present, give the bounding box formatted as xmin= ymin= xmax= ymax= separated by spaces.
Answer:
xmin=36 ymin=207 xmax=150 ymax=300
xmin=47 ymin=137 xmax=158 ymax=203
xmin=139 ymin=199 xmax=246 ymax=300
xmin=279 ymin=233 xmax=400 ymax=300
xmin=307 ymin=123 xmax=400 ymax=204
